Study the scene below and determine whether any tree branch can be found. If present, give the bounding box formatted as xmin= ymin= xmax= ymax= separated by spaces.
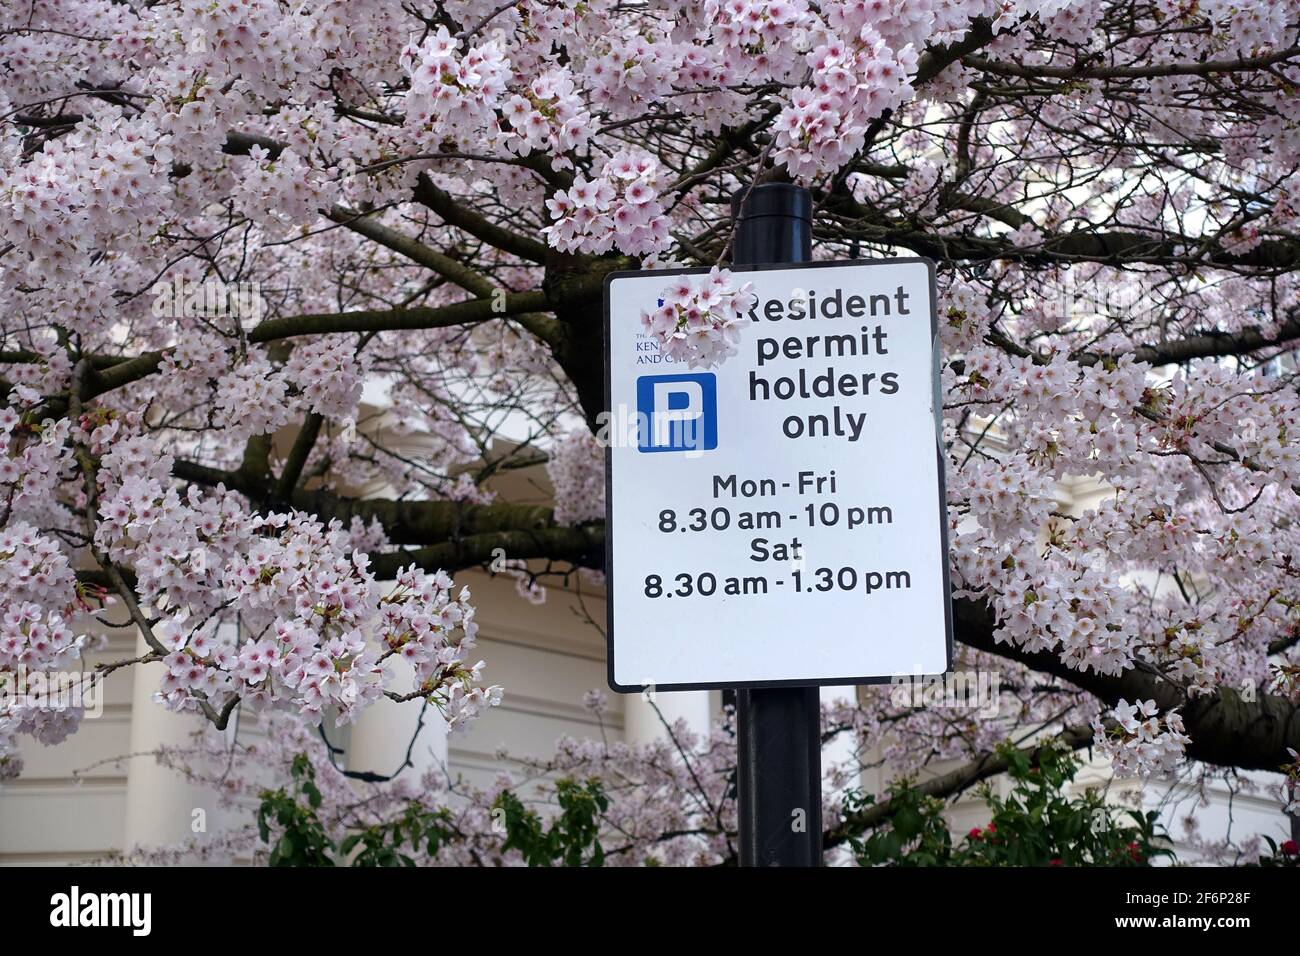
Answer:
xmin=823 ymin=724 xmax=1095 ymax=849
xmin=80 ymin=290 xmax=552 ymax=400
xmin=953 ymin=597 xmax=1300 ymax=771
xmin=964 ymin=46 xmax=1300 ymax=81
xmin=326 ymin=205 xmax=497 ymax=297
xmin=413 ymin=173 xmax=550 ymax=264
xmin=275 ymin=413 xmax=323 ymax=501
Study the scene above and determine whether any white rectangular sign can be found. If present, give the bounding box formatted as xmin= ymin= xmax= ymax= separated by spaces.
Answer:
xmin=604 ymin=258 xmax=952 ymax=692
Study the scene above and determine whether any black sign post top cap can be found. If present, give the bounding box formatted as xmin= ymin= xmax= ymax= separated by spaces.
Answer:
xmin=730 ymin=182 xmax=813 ymax=223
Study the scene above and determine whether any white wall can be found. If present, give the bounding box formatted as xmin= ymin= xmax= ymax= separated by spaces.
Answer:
xmin=0 ymin=505 xmax=1290 ymax=865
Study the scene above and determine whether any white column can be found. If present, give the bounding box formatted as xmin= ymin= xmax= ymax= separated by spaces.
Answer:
xmin=346 ymin=657 xmax=448 ymax=781
xmin=820 ymin=685 xmax=859 ymax=796
xmin=820 ymin=685 xmax=861 ymax=865
xmin=122 ymin=635 xmax=229 ymax=851
xmin=622 ymin=689 xmax=712 ymax=745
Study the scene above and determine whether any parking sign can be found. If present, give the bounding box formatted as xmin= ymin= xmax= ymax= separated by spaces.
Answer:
xmin=636 ymin=373 xmax=718 ymax=452
xmin=603 ymin=258 xmax=953 ymax=692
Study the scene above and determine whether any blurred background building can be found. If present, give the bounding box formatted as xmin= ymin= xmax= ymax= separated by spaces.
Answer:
xmin=0 ymin=431 xmax=1289 ymax=865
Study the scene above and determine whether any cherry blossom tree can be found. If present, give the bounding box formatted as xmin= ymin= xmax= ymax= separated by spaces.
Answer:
xmin=4 ymin=0 xmax=1300 ymax=857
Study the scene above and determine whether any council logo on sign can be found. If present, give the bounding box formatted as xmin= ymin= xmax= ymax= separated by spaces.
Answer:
xmin=636 ymin=372 xmax=718 ymax=453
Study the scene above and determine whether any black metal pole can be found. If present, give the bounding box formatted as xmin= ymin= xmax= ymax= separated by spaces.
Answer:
xmin=731 ymin=183 xmax=822 ymax=867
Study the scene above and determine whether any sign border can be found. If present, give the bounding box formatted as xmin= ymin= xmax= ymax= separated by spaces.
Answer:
xmin=602 ymin=257 xmax=954 ymax=693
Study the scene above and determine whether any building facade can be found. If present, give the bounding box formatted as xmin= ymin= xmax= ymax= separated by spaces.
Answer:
xmin=0 ymin=461 xmax=1290 ymax=864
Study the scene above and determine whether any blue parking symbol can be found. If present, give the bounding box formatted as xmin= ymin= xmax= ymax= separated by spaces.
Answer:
xmin=636 ymin=373 xmax=718 ymax=452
